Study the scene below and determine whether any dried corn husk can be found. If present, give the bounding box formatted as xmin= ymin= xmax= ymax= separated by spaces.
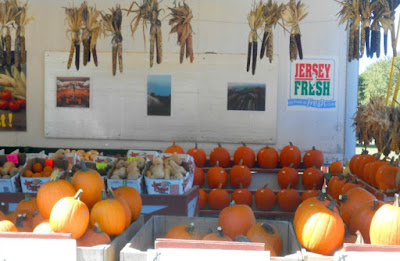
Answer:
xmin=13 ymin=0 xmax=33 ymax=67
xmin=81 ymin=2 xmax=102 ymax=67
xmin=64 ymin=5 xmax=83 ymax=70
xmin=261 ymin=0 xmax=284 ymax=63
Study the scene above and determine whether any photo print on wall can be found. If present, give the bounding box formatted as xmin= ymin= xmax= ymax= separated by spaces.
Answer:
xmin=147 ymin=75 xmax=171 ymax=116
xmin=227 ymin=82 xmax=266 ymax=111
xmin=56 ymin=77 xmax=90 ymax=108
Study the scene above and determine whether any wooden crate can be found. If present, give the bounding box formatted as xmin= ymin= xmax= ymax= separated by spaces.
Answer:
xmin=120 ymin=215 xmax=303 ymax=261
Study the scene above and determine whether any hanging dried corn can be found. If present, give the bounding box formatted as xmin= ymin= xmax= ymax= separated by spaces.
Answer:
xmin=387 ymin=0 xmax=400 ymax=57
xmin=281 ymin=0 xmax=308 ymax=62
xmin=81 ymin=2 xmax=102 ymax=67
xmin=101 ymin=5 xmax=123 ymax=76
xmin=169 ymin=1 xmax=194 ymax=64
xmin=359 ymin=0 xmax=376 ymax=58
xmin=337 ymin=0 xmax=361 ymax=61
xmin=0 ymin=1 xmax=19 ymax=66
xmin=64 ymin=4 xmax=83 ymax=70
xmin=12 ymin=1 xmax=32 ymax=69
xmin=372 ymin=1 xmax=392 ymax=58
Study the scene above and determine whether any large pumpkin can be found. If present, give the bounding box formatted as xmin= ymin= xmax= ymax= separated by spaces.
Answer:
xmin=165 ymin=141 xmax=184 ymax=154
xmin=49 ymin=189 xmax=90 ymax=239
xmin=208 ymin=187 xmax=230 ymax=210
xmin=90 ymin=190 xmax=126 ymax=236
xmin=202 ymin=227 xmax=232 ymax=241
xmin=255 ymin=184 xmax=276 ymax=210
xmin=165 ymin=223 xmax=201 ymax=240
xmin=339 ymin=187 xmax=376 ymax=225
xmin=302 ymin=167 xmax=324 ymax=190
xmin=206 ymin=162 xmax=228 ymax=189
xmin=114 ymin=186 xmax=142 ymax=221
xmin=294 ymin=200 xmax=345 ymax=255
xmin=77 ymin=222 xmax=111 ymax=247
xmin=277 ymin=165 xmax=299 ymax=189
xmin=109 ymin=188 xmax=132 ymax=228
xmin=229 ymin=160 xmax=251 ymax=189
xmin=193 ymin=167 xmax=205 ymax=186
xmin=277 ymin=185 xmax=301 ymax=212
xmin=246 ymin=222 xmax=283 ymax=256
xmin=187 ymin=142 xmax=207 ymax=167
xmin=279 ymin=142 xmax=301 ymax=168
xmin=303 ymin=146 xmax=324 ymax=168
xmin=37 ymin=170 xmax=76 ymax=218
xmin=232 ymin=187 xmax=253 ymax=207
xmin=233 ymin=143 xmax=255 ymax=167
xmin=257 ymin=146 xmax=279 ymax=169
xmin=295 ymin=192 xmax=340 ymax=223
xmin=218 ymin=202 xmax=256 ymax=239
xmin=370 ymin=194 xmax=400 ymax=245
xmin=71 ymin=161 xmax=105 ymax=209
xmin=16 ymin=193 xmax=38 ymax=215
xmin=209 ymin=143 xmax=231 ymax=167
xmin=375 ymin=160 xmax=400 ymax=190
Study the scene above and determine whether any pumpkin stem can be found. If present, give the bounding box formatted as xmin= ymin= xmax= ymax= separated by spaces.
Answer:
xmin=372 ymin=199 xmax=379 ymax=211
xmin=263 ymin=183 xmax=269 ymax=189
xmin=80 ymin=160 xmax=88 ymax=171
xmin=49 ymin=169 xmax=60 ymax=182
xmin=215 ymin=161 xmax=220 ymax=167
xmin=185 ymin=223 xmax=196 ymax=235
xmin=265 ymin=145 xmax=270 ymax=149
xmin=390 ymin=157 xmax=395 ymax=166
xmin=24 ymin=193 xmax=31 ymax=202
xmin=195 ymin=141 xmax=198 ymax=149
xmin=355 ymin=230 xmax=365 ymax=245
xmin=230 ymin=200 xmax=236 ymax=206
xmin=93 ymin=222 xmax=103 ymax=234
xmin=239 ymin=159 xmax=244 ymax=166
xmin=288 ymin=163 xmax=294 ymax=168
xmin=101 ymin=190 xmax=107 ymax=201
xmin=326 ymin=199 xmax=337 ymax=211
xmin=289 ymin=142 xmax=293 ymax=146
xmin=317 ymin=190 xmax=326 ymax=202
xmin=312 ymin=146 xmax=316 ymax=150
xmin=15 ymin=214 xmax=25 ymax=228
xmin=217 ymin=143 xmax=222 ymax=148
xmin=241 ymin=142 xmax=247 ymax=147
xmin=338 ymin=194 xmax=347 ymax=203
xmin=172 ymin=140 xmax=176 ymax=147
xmin=0 ymin=202 xmax=9 ymax=215
xmin=235 ymin=235 xmax=252 ymax=242
xmin=286 ymin=183 xmax=291 ymax=190
xmin=361 ymin=149 xmax=369 ymax=155
xmin=394 ymin=194 xmax=399 ymax=207
xmin=217 ymin=226 xmax=225 ymax=238
xmin=217 ymin=183 xmax=223 ymax=189
xmin=108 ymin=188 xmax=116 ymax=199
xmin=261 ymin=223 xmax=274 ymax=235
xmin=74 ymin=189 xmax=84 ymax=201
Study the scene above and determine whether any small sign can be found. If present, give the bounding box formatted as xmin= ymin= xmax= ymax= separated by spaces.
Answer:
xmin=6 ymin=154 xmax=18 ymax=164
xmin=45 ymin=158 xmax=54 ymax=168
xmin=128 ymin=157 xmax=138 ymax=161
xmin=96 ymin=163 xmax=108 ymax=170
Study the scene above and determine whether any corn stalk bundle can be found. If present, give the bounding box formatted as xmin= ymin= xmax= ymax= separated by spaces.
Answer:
xmin=0 ymin=1 xmax=19 ymax=66
xmin=101 ymin=5 xmax=123 ymax=76
xmin=81 ymin=2 xmax=102 ymax=67
xmin=169 ymin=1 xmax=194 ymax=64
xmin=281 ymin=0 xmax=308 ymax=62
xmin=260 ymin=0 xmax=284 ymax=63
xmin=64 ymin=4 xmax=83 ymax=70
xmin=12 ymin=0 xmax=32 ymax=69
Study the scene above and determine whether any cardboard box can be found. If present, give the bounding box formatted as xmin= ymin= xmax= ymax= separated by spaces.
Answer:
xmin=120 ymin=215 xmax=303 ymax=261
xmin=93 ymin=155 xmax=118 ymax=164
xmin=72 ymin=161 xmax=112 ymax=178
xmin=25 ymin=151 xmax=47 ymax=160
xmin=20 ymin=158 xmax=69 ymax=193
xmin=143 ymin=154 xmax=195 ymax=195
xmin=0 ymin=153 xmax=27 ymax=192
xmin=127 ymin=150 xmax=160 ymax=161
xmin=48 ymin=152 xmax=81 ymax=170
xmin=106 ymin=157 xmax=145 ymax=194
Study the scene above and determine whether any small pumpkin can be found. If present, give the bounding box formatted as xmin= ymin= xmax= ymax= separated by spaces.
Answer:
xmin=165 ymin=140 xmax=185 ymax=154
xmin=279 ymin=142 xmax=301 ymax=168
xmin=233 ymin=142 xmax=255 ymax=167
xmin=165 ymin=223 xmax=201 ymax=240
xmin=375 ymin=159 xmax=400 ymax=190
xmin=330 ymin=161 xmax=344 ymax=174
xmin=246 ymin=222 xmax=283 ymax=256
xmin=77 ymin=222 xmax=111 ymax=247
xmin=218 ymin=201 xmax=256 ymax=240
xmin=277 ymin=184 xmax=301 ymax=212
xmin=340 ymin=179 xmax=362 ymax=195
xmin=363 ymin=159 xmax=388 ymax=187
xmin=187 ymin=142 xmax=207 ymax=167
xmin=303 ymin=146 xmax=324 ymax=168
xmin=33 ymin=221 xmax=53 ymax=233
xmin=339 ymin=187 xmax=376 ymax=225
xmin=199 ymin=189 xmax=207 ymax=209
xmin=277 ymin=164 xmax=299 ymax=189
xmin=301 ymin=188 xmax=319 ymax=202
xmin=328 ymin=175 xmax=348 ymax=201
xmin=202 ymin=226 xmax=232 ymax=241
xmin=257 ymin=146 xmax=279 ymax=169
xmin=349 ymin=151 xmax=367 ymax=175
xmin=229 ymin=159 xmax=251 ymax=189
xmin=302 ymin=167 xmax=324 ymax=190
xmin=49 ymin=189 xmax=90 ymax=239
xmin=0 ymin=219 xmax=18 ymax=232
xmin=193 ymin=167 xmax=205 ymax=186
xmin=255 ymin=184 xmax=276 ymax=210
xmin=206 ymin=162 xmax=228 ymax=189
xmin=355 ymin=153 xmax=377 ymax=179
xmin=208 ymin=186 xmax=230 ymax=210
xmin=209 ymin=143 xmax=231 ymax=168
xmin=108 ymin=188 xmax=132 ymax=228
xmin=114 ymin=186 xmax=142 ymax=221
xmin=232 ymin=185 xmax=253 ymax=207
xmin=16 ymin=193 xmax=38 ymax=216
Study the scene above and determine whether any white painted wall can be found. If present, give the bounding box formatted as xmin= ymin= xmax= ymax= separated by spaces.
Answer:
xmin=0 ymin=0 xmax=355 ymax=162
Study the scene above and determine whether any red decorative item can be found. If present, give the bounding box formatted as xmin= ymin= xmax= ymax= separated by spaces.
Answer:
xmin=1 ymin=89 xmax=11 ymax=101
xmin=8 ymin=100 xmax=20 ymax=111
xmin=0 ymin=99 xmax=8 ymax=109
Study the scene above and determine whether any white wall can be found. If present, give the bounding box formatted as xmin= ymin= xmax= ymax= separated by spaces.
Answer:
xmin=0 ymin=0 xmax=354 ymax=162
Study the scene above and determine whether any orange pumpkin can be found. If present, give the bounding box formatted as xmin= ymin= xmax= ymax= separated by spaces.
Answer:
xmin=330 ymin=161 xmax=344 ymax=174
xmin=246 ymin=223 xmax=283 ymax=256
xmin=340 ymin=180 xmax=362 ymax=195
xmin=0 ymin=219 xmax=18 ymax=232
xmin=77 ymin=222 xmax=111 ymax=247
xmin=187 ymin=142 xmax=207 ymax=167
xmin=109 ymin=188 xmax=132 ymax=228
xmin=339 ymin=187 xmax=376 ymax=225
xmin=233 ymin=143 xmax=255 ymax=167
xmin=165 ymin=141 xmax=185 ymax=154
xmin=206 ymin=162 xmax=228 ymax=189
xmin=114 ymin=186 xmax=142 ymax=221
xmin=279 ymin=142 xmax=301 ymax=168
xmin=33 ymin=221 xmax=53 ymax=234
xmin=16 ymin=193 xmax=37 ymax=216
xmin=364 ymin=159 xmax=388 ymax=187
xmin=302 ymin=167 xmax=324 ymax=190
xmin=277 ymin=165 xmax=299 ymax=189
xmin=232 ymin=187 xmax=253 ymax=207
xmin=32 ymin=211 xmax=46 ymax=229
xmin=37 ymin=169 xmax=76 ymax=218
xmin=277 ymin=185 xmax=301 ymax=212
xmin=295 ymin=192 xmax=340 ymax=220
xmin=193 ymin=167 xmax=205 ymax=186
xmin=208 ymin=186 xmax=230 ymax=210
xmin=301 ymin=188 xmax=319 ymax=202
xmin=209 ymin=143 xmax=231 ymax=167
xmin=199 ymin=189 xmax=207 ymax=209
xmin=328 ymin=175 xmax=348 ymax=201
xmin=32 ymin=162 xmax=43 ymax=173
xmin=375 ymin=160 xmax=400 ymax=190
xmin=165 ymin=223 xmax=201 ymax=240
xmin=356 ymin=154 xmax=377 ymax=180
xmin=49 ymin=189 xmax=90 ymax=239
xmin=255 ymin=184 xmax=276 ymax=210
xmin=257 ymin=146 xmax=279 ymax=169
xmin=71 ymin=161 xmax=105 ymax=209
xmin=218 ymin=202 xmax=256 ymax=239
xmin=349 ymin=152 xmax=366 ymax=175
xmin=229 ymin=160 xmax=251 ymax=189
xmin=202 ymin=227 xmax=232 ymax=241
xmin=303 ymin=146 xmax=324 ymax=168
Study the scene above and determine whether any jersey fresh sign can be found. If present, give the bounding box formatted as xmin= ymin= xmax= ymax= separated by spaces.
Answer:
xmin=288 ymin=58 xmax=336 ymax=109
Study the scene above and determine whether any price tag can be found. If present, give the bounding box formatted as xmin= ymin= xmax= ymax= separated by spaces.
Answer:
xmin=96 ymin=163 xmax=108 ymax=170
xmin=128 ymin=157 xmax=137 ymax=161
xmin=6 ymin=154 xmax=18 ymax=164
xmin=45 ymin=158 xmax=54 ymax=168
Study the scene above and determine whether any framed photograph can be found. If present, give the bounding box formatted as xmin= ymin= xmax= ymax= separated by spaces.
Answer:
xmin=56 ymin=77 xmax=90 ymax=108
xmin=227 ymin=82 xmax=266 ymax=111
xmin=147 ymin=75 xmax=171 ymax=116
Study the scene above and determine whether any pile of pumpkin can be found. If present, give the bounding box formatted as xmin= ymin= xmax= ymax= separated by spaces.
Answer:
xmin=0 ymin=165 xmax=142 ymax=247
xmin=22 ymin=161 xmax=63 ymax=178
xmin=164 ymin=201 xmax=284 ymax=256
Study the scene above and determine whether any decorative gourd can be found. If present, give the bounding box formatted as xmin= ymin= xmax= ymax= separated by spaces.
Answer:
xmin=33 ymin=221 xmax=53 ymax=234
xmin=77 ymin=222 xmax=111 ymax=246
xmin=208 ymin=186 xmax=230 ymax=210
xmin=229 ymin=160 xmax=251 ymax=189
xmin=187 ymin=142 xmax=207 ymax=167
xmin=257 ymin=146 xmax=279 ymax=169
xmin=255 ymin=184 xmax=276 ymax=210
xmin=303 ymin=146 xmax=324 ymax=168
xmin=165 ymin=141 xmax=185 ymax=154
xmin=246 ymin=223 xmax=283 ymax=256
xmin=37 ymin=169 xmax=76 ymax=218
xmin=165 ymin=223 xmax=201 ymax=240
xmin=108 ymin=188 xmax=132 ymax=228
xmin=113 ymin=186 xmax=142 ymax=221
xmin=218 ymin=201 xmax=256 ymax=239
xmin=16 ymin=193 xmax=37 ymax=216
xmin=363 ymin=159 xmax=388 ymax=187
xmin=294 ymin=200 xmax=345 ymax=255
xmin=370 ymin=194 xmax=400 ymax=245
xmin=349 ymin=199 xmax=383 ymax=243
xmin=301 ymin=188 xmax=319 ymax=202
xmin=233 ymin=143 xmax=255 ymax=167
xmin=71 ymin=160 xmax=105 ymax=209
xmin=279 ymin=142 xmax=301 ymax=168
xmin=277 ymin=165 xmax=299 ymax=189
xmin=49 ymin=189 xmax=90 ymax=239
xmin=199 ymin=189 xmax=207 ymax=209
xmin=202 ymin=227 xmax=232 ymax=241
xmin=232 ymin=186 xmax=253 ymax=207
xmin=339 ymin=187 xmax=376 ymax=225
xmin=193 ymin=167 xmax=205 ymax=186
xmin=330 ymin=161 xmax=344 ymax=174
xmin=302 ymin=167 xmax=324 ymax=190
xmin=277 ymin=185 xmax=301 ymax=212
xmin=209 ymin=143 xmax=231 ymax=167
xmin=206 ymin=162 xmax=228 ymax=189
xmin=375 ymin=159 xmax=400 ymax=190
xmin=0 ymin=219 xmax=18 ymax=232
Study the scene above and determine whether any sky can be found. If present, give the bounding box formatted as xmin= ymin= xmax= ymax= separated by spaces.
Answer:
xmin=147 ymin=75 xmax=171 ymax=96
